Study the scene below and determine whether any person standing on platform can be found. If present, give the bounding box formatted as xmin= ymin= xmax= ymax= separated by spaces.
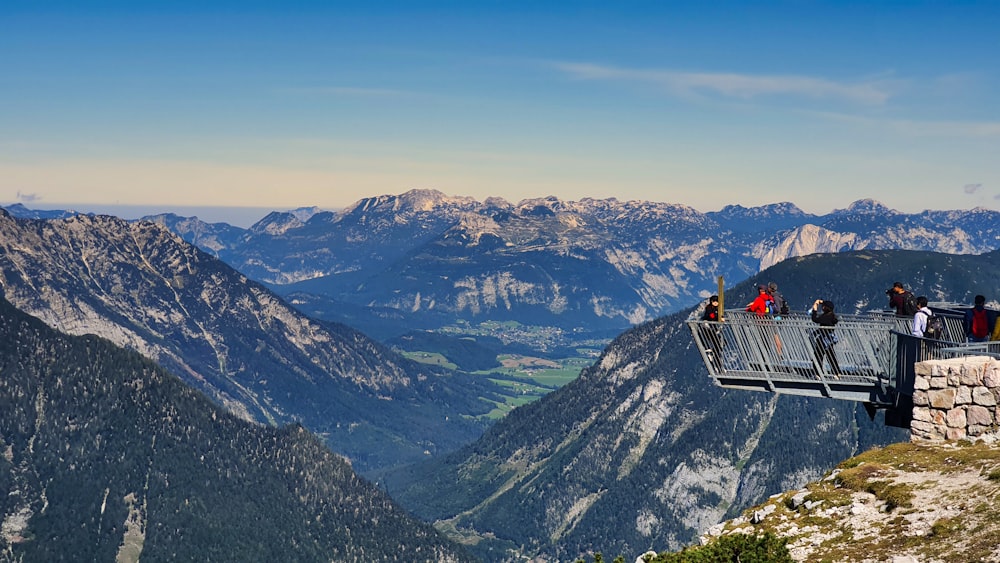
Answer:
xmin=811 ymin=299 xmax=841 ymax=376
xmin=700 ymin=295 xmax=723 ymax=371
xmin=965 ymin=295 xmax=997 ymax=343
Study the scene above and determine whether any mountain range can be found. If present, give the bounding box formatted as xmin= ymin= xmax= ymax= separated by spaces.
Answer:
xmin=3 ymin=194 xmax=1000 ymax=561
xmin=0 ymin=210 xmax=500 ymax=475
xmin=135 ymin=190 xmax=1000 ymax=344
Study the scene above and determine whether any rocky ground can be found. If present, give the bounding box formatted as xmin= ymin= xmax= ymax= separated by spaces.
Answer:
xmin=701 ymin=439 xmax=1000 ymax=563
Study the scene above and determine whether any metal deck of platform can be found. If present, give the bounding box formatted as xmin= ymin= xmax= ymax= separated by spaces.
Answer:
xmin=687 ymin=307 xmax=996 ymax=424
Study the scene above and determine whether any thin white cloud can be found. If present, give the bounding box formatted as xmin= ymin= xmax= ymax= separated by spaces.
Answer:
xmin=16 ymin=190 xmax=41 ymax=203
xmin=930 ymin=71 xmax=987 ymax=95
xmin=891 ymin=119 xmax=1000 ymax=137
xmin=805 ymin=110 xmax=1000 ymax=138
xmin=281 ymin=86 xmax=409 ymax=97
xmin=554 ymin=62 xmax=896 ymax=105
xmin=964 ymin=183 xmax=983 ymax=194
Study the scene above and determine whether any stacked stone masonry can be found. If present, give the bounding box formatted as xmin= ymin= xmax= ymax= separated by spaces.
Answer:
xmin=911 ymin=356 xmax=1000 ymax=442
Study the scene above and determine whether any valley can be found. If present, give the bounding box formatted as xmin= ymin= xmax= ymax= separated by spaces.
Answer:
xmin=398 ymin=318 xmax=606 ymax=416
xmin=6 ymin=3 xmax=998 ymax=559
xmin=3 ymin=193 xmax=1000 ymax=562
xmin=138 ymin=190 xmax=1000 ymax=418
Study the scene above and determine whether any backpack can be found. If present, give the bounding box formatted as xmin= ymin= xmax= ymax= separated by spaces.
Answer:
xmin=902 ymin=292 xmax=918 ymax=316
xmin=764 ymin=297 xmax=775 ymax=316
xmin=971 ymin=308 xmax=989 ymax=338
xmin=770 ymin=292 xmax=788 ymax=317
xmin=924 ymin=313 xmax=945 ymax=340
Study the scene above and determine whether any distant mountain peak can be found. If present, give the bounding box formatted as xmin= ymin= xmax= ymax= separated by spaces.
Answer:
xmin=286 ymin=206 xmax=324 ymax=222
xmin=345 ymin=188 xmax=479 ymax=215
xmin=707 ymin=202 xmax=815 ymax=234
xmin=249 ymin=210 xmax=305 ymax=235
xmin=715 ymin=201 xmax=807 ymax=218
xmin=836 ymin=199 xmax=895 ymax=215
xmin=514 ymin=195 xmax=565 ymax=215
xmin=397 ymin=188 xmax=467 ymax=211
xmin=765 ymin=201 xmax=807 ymax=215
xmin=2 ymin=203 xmax=83 ymax=220
xmin=483 ymin=196 xmax=514 ymax=210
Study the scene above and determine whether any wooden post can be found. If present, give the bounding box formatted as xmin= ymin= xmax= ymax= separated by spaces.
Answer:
xmin=717 ymin=276 xmax=725 ymax=320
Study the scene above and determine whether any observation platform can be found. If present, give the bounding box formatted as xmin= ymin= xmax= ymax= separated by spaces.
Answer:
xmin=686 ymin=305 xmax=1000 ymax=428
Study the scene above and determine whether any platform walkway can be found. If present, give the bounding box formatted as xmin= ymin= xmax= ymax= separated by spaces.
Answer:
xmin=686 ymin=308 xmax=991 ymax=408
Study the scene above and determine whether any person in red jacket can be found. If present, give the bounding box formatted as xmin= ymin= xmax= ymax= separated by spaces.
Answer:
xmin=746 ymin=285 xmax=774 ymax=316
xmin=746 ymin=284 xmax=782 ymax=353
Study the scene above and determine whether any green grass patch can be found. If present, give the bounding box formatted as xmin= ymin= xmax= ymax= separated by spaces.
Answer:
xmin=842 ymin=441 xmax=1000 ymax=474
xmin=400 ymin=351 xmax=458 ymax=369
xmin=929 ymin=517 xmax=962 ymax=538
xmin=834 ymin=463 xmax=913 ymax=511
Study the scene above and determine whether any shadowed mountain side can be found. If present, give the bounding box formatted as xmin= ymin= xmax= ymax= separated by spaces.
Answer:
xmin=0 ymin=296 xmax=475 ymax=562
xmin=385 ymin=248 xmax=1000 ymax=562
xmin=0 ymin=211 xmax=501 ymax=474
xmin=748 ymin=247 xmax=1000 ymax=318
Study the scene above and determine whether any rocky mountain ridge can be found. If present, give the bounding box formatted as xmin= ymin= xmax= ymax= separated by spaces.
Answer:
xmin=131 ymin=190 xmax=1000 ymax=339
xmin=9 ymin=192 xmax=999 ymax=342
xmin=0 ymin=210 xmax=497 ymax=474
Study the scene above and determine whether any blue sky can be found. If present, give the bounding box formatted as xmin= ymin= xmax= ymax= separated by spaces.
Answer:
xmin=3 ymin=1 xmax=999 ymax=226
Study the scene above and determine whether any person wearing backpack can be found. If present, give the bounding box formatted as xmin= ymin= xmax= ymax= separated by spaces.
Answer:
xmin=887 ymin=281 xmax=918 ymax=317
xmin=964 ymin=295 xmax=997 ymax=343
xmin=810 ymin=299 xmax=841 ymax=375
xmin=766 ymin=281 xmax=788 ymax=354
xmin=767 ymin=282 xmax=789 ymax=320
xmin=746 ymin=285 xmax=774 ymax=317
xmin=911 ymin=296 xmax=944 ymax=339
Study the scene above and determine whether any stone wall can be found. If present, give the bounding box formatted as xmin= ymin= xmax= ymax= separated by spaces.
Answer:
xmin=910 ymin=356 xmax=1000 ymax=442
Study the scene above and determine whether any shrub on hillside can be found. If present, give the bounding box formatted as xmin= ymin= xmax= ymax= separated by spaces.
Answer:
xmin=642 ymin=532 xmax=792 ymax=563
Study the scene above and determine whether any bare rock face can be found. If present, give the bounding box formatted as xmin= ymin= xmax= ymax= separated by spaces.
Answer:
xmin=9 ymin=193 xmax=1000 ymax=333
xmin=138 ymin=190 xmax=1000 ymax=333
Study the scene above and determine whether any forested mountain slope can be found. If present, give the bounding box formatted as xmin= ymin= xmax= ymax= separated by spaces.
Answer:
xmin=0 ymin=295 xmax=474 ymax=562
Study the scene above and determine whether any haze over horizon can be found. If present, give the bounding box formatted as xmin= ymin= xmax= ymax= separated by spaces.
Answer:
xmin=3 ymin=1 xmax=999 ymax=224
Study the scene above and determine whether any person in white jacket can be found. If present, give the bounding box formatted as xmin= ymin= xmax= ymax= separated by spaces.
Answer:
xmin=912 ymin=296 xmax=932 ymax=337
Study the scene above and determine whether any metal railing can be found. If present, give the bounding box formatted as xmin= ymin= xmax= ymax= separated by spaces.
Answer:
xmin=686 ymin=307 xmax=980 ymax=408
